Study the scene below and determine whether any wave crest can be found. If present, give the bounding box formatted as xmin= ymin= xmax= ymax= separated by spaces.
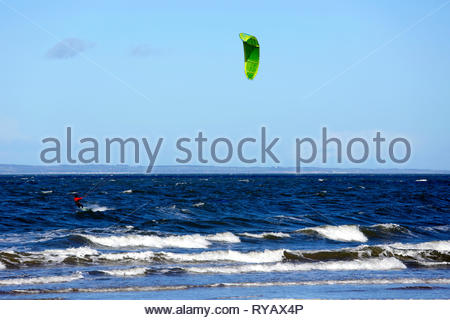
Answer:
xmin=78 ymin=232 xmax=240 ymax=249
xmin=240 ymin=232 xmax=291 ymax=239
xmin=0 ymin=272 xmax=83 ymax=286
xmin=99 ymin=267 xmax=147 ymax=277
xmin=299 ymin=225 xmax=368 ymax=242
xmin=187 ymin=258 xmax=406 ymax=274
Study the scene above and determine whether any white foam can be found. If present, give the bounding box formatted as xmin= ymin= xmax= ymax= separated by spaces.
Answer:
xmin=122 ymin=189 xmax=133 ymax=193
xmin=100 ymin=251 xmax=155 ymax=261
xmin=388 ymin=240 xmax=450 ymax=251
xmin=7 ymin=247 xmax=99 ymax=265
xmin=39 ymin=247 xmax=98 ymax=262
xmin=187 ymin=258 xmax=406 ymax=274
xmin=205 ymin=232 xmax=240 ymax=243
xmin=416 ymin=179 xmax=427 ymax=182
xmin=100 ymin=267 xmax=147 ymax=277
xmin=418 ymin=261 xmax=450 ymax=267
xmin=99 ymin=249 xmax=284 ymax=264
xmin=0 ymin=272 xmax=83 ymax=286
xmin=79 ymin=232 xmax=241 ymax=249
xmin=300 ymin=225 xmax=368 ymax=242
xmin=238 ymin=179 xmax=250 ymax=182
xmin=227 ymin=277 xmax=450 ymax=287
xmin=371 ymin=223 xmax=401 ymax=229
xmin=287 ymin=240 xmax=450 ymax=262
xmin=86 ymin=205 xmax=113 ymax=212
xmin=240 ymin=232 xmax=291 ymax=239
xmin=164 ymin=249 xmax=285 ymax=264
xmin=345 ymin=240 xmax=450 ymax=264
xmin=0 ymin=262 xmax=5 ymax=270
xmin=193 ymin=202 xmax=205 ymax=207
xmin=80 ymin=233 xmax=214 ymax=249
xmin=40 ymin=190 xmax=53 ymax=194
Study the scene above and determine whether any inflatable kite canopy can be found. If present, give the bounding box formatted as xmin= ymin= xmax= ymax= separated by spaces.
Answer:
xmin=239 ymin=33 xmax=260 ymax=80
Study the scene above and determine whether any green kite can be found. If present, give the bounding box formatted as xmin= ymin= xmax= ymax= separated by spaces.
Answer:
xmin=239 ymin=33 xmax=259 ymax=80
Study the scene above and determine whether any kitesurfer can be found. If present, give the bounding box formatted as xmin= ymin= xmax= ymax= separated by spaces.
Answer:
xmin=74 ymin=195 xmax=84 ymax=208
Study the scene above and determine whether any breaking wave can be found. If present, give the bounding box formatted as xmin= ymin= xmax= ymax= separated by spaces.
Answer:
xmin=205 ymin=232 xmax=240 ymax=243
xmin=299 ymin=223 xmax=413 ymax=242
xmin=370 ymin=223 xmax=405 ymax=231
xmin=98 ymin=267 xmax=148 ymax=277
xmin=299 ymin=225 xmax=368 ymax=242
xmin=1 ymin=240 xmax=449 ymax=269
xmin=0 ymin=247 xmax=98 ymax=268
xmin=95 ymin=249 xmax=285 ymax=264
xmin=284 ymin=240 xmax=450 ymax=265
xmin=161 ymin=249 xmax=285 ymax=264
xmin=186 ymin=258 xmax=406 ymax=274
xmin=0 ymin=272 xmax=83 ymax=286
xmin=387 ymin=240 xmax=450 ymax=251
xmin=78 ymin=232 xmax=240 ymax=249
xmin=240 ymin=232 xmax=291 ymax=239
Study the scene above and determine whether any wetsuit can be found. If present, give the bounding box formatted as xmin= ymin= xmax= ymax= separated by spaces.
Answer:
xmin=74 ymin=196 xmax=84 ymax=208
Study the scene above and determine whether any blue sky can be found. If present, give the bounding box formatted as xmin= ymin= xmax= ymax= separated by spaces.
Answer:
xmin=1 ymin=0 xmax=449 ymax=169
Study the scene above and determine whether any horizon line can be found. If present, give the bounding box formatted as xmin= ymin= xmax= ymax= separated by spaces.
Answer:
xmin=0 ymin=163 xmax=448 ymax=175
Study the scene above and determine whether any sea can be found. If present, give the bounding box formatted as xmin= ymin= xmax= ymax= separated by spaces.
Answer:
xmin=0 ymin=174 xmax=448 ymax=299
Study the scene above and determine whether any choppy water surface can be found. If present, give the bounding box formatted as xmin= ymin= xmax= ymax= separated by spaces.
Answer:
xmin=0 ymin=174 xmax=448 ymax=299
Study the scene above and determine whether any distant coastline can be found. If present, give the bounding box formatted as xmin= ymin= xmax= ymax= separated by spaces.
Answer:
xmin=0 ymin=164 xmax=448 ymax=175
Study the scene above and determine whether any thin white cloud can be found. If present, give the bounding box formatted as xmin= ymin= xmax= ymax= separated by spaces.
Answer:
xmin=130 ymin=44 xmax=161 ymax=58
xmin=46 ymin=38 xmax=94 ymax=59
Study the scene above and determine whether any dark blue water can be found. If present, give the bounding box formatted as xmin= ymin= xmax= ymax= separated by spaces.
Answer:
xmin=0 ymin=174 xmax=448 ymax=299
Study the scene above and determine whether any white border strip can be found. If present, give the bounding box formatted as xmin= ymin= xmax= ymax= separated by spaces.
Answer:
xmin=0 ymin=300 xmax=448 ymax=320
